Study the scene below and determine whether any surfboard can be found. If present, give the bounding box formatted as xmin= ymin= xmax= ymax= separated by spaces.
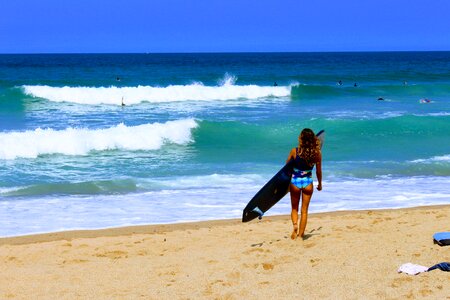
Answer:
xmin=242 ymin=130 xmax=325 ymax=222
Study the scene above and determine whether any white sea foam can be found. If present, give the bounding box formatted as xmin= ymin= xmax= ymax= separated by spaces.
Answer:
xmin=410 ymin=154 xmax=450 ymax=163
xmin=0 ymin=187 xmax=23 ymax=194
xmin=325 ymin=110 xmax=450 ymax=120
xmin=0 ymin=119 xmax=198 ymax=159
xmin=323 ymin=110 xmax=406 ymax=120
xmin=413 ymin=112 xmax=450 ymax=117
xmin=1 ymin=175 xmax=449 ymax=237
xmin=22 ymin=82 xmax=290 ymax=105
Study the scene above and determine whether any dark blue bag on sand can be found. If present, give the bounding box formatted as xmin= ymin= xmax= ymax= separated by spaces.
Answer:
xmin=428 ymin=262 xmax=450 ymax=272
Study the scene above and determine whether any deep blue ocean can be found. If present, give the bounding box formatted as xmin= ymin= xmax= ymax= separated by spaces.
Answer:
xmin=0 ymin=52 xmax=449 ymax=237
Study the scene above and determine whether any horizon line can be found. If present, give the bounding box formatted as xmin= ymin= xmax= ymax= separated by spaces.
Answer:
xmin=1 ymin=50 xmax=450 ymax=55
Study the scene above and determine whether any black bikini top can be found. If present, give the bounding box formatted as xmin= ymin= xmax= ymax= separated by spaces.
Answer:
xmin=293 ymin=147 xmax=314 ymax=171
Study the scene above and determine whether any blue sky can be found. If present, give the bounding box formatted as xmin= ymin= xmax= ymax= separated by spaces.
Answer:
xmin=1 ymin=0 xmax=449 ymax=53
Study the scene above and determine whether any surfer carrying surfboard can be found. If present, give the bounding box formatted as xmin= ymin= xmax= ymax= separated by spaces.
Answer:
xmin=286 ymin=128 xmax=322 ymax=240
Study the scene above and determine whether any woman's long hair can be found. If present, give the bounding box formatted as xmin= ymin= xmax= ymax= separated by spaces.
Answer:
xmin=298 ymin=128 xmax=321 ymax=165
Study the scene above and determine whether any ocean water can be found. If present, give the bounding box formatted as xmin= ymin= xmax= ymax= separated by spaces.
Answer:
xmin=0 ymin=52 xmax=449 ymax=237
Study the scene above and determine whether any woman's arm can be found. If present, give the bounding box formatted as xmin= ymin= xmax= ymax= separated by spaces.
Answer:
xmin=286 ymin=148 xmax=296 ymax=163
xmin=316 ymin=152 xmax=322 ymax=191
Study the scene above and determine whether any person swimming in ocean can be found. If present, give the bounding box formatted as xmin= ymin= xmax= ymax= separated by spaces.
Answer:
xmin=274 ymin=82 xmax=278 ymax=86
xmin=121 ymin=97 xmax=125 ymax=107
xmin=377 ymin=97 xmax=384 ymax=101
xmin=337 ymin=80 xmax=342 ymax=86
xmin=286 ymin=128 xmax=322 ymax=240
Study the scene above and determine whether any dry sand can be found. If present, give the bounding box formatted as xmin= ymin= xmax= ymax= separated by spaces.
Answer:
xmin=1 ymin=205 xmax=449 ymax=299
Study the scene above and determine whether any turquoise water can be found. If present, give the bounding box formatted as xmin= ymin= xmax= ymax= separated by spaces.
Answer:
xmin=0 ymin=52 xmax=449 ymax=236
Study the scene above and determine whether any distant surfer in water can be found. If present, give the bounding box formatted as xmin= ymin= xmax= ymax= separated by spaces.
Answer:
xmin=286 ymin=128 xmax=322 ymax=240
xmin=121 ymin=97 xmax=125 ymax=107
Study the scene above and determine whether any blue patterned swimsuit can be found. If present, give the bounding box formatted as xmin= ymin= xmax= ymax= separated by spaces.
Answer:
xmin=291 ymin=148 xmax=314 ymax=189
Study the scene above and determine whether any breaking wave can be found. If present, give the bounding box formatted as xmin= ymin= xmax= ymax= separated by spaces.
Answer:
xmin=22 ymin=81 xmax=289 ymax=105
xmin=0 ymin=119 xmax=198 ymax=159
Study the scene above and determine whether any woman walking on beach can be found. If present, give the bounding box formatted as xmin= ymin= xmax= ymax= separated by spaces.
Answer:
xmin=287 ymin=128 xmax=322 ymax=239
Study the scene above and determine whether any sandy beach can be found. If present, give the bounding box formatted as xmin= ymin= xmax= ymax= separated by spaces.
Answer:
xmin=1 ymin=205 xmax=449 ymax=299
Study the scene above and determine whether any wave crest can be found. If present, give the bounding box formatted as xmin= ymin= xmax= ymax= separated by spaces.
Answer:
xmin=22 ymin=82 xmax=289 ymax=105
xmin=0 ymin=119 xmax=198 ymax=159
xmin=411 ymin=154 xmax=450 ymax=163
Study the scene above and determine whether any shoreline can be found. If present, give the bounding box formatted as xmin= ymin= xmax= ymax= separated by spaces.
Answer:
xmin=1 ymin=204 xmax=448 ymax=245
xmin=2 ymin=204 xmax=449 ymax=299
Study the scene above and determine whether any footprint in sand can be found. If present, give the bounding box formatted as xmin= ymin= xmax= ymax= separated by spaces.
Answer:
xmin=244 ymin=247 xmax=261 ymax=253
xmin=6 ymin=256 xmax=19 ymax=262
xmin=161 ymin=270 xmax=177 ymax=276
xmin=310 ymin=258 xmax=321 ymax=267
xmin=227 ymin=271 xmax=241 ymax=281
xmin=62 ymin=259 xmax=89 ymax=264
xmin=137 ymin=250 xmax=148 ymax=256
xmin=94 ymin=250 xmax=128 ymax=259
xmin=304 ymin=242 xmax=316 ymax=248
xmin=3 ymin=256 xmax=22 ymax=266
xmin=420 ymin=288 xmax=433 ymax=297
xmin=391 ymin=277 xmax=412 ymax=288
xmin=262 ymin=263 xmax=274 ymax=270
xmin=203 ymin=284 xmax=214 ymax=297
xmin=242 ymin=263 xmax=259 ymax=269
xmin=403 ymin=290 xmax=414 ymax=299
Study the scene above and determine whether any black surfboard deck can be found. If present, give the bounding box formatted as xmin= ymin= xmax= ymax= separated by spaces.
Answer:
xmin=242 ymin=130 xmax=325 ymax=222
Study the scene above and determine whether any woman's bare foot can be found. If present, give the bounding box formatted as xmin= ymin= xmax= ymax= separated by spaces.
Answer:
xmin=291 ymin=224 xmax=298 ymax=240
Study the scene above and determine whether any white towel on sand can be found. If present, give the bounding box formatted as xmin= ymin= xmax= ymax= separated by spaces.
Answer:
xmin=398 ymin=263 xmax=428 ymax=275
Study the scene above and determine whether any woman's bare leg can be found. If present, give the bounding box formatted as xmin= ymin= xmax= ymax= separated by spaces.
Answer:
xmin=290 ymin=184 xmax=301 ymax=239
xmin=298 ymin=183 xmax=313 ymax=238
